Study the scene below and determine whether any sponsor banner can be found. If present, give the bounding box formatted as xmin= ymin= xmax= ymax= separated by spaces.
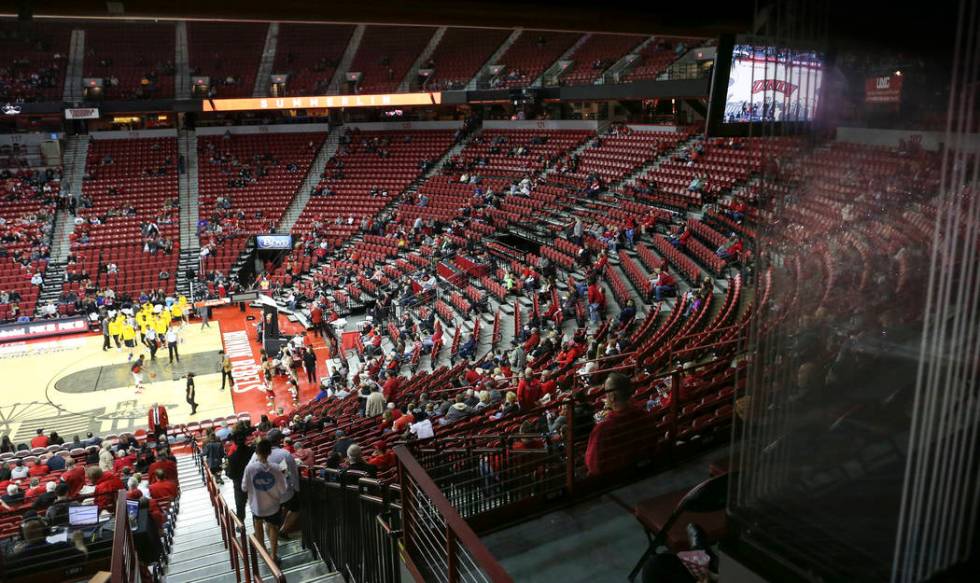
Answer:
xmin=202 ymin=92 xmax=442 ymax=112
xmin=65 ymin=107 xmax=100 ymax=120
xmin=865 ymin=74 xmax=903 ymax=104
xmin=193 ymin=298 xmax=232 ymax=309
xmin=0 ymin=316 xmax=89 ymax=343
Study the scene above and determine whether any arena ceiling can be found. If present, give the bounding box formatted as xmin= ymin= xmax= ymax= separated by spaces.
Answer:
xmin=0 ymin=0 xmax=750 ymax=36
xmin=0 ymin=0 xmax=956 ymax=57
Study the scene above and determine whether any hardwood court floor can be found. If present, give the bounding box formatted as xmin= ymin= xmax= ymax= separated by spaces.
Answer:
xmin=0 ymin=323 xmax=234 ymax=444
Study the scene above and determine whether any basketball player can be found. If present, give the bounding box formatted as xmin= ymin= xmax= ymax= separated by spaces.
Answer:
xmin=121 ymin=317 xmax=137 ymax=362
xmin=131 ymin=355 xmax=146 ymax=394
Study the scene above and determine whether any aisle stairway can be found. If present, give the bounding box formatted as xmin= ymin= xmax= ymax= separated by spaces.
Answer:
xmin=164 ymin=455 xmax=340 ymax=583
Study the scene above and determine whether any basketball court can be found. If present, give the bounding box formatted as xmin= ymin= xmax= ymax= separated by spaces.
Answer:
xmin=0 ymin=306 xmax=328 ymax=444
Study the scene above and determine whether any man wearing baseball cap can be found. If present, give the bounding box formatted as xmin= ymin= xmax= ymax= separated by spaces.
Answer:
xmin=251 ymin=429 xmax=301 ymax=538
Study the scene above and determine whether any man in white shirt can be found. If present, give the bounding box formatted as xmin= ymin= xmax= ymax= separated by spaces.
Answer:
xmin=242 ymin=439 xmax=287 ymax=562
xmin=250 ymin=430 xmax=301 ymax=539
xmin=166 ymin=325 xmax=179 ymax=363
xmin=10 ymin=460 xmax=29 ymax=480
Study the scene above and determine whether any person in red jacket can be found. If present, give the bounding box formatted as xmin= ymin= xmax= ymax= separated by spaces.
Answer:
xmin=148 ymin=469 xmax=178 ymax=500
xmin=585 ymin=373 xmax=656 ymax=476
xmin=649 ymin=268 xmax=677 ymax=302
xmin=463 ymin=366 xmax=482 ymax=386
xmin=310 ymin=303 xmax=323 ymax=336
xmin=87 ymin=466 xmax=124 ymax=512
xmin=28 ymin=458 xmax=50 ymax=477
xmin=147 ymin=403 xmax=169 ymax=437
xmin=61 ymin=458 xmax=86 ymax=497
xmin=716 ymin=235 xmax=743 ymax=261
xmin=392 ymin=408 xmax=414 ymax=434
xmin=30 ymin=428 xmax=49 ymax=449
xmin=382 ymin=375 xmax=400 ymax=401
xmin=539 ymin=370 xmax=558 ymax=397
xmin=587 ymin=280 xmax=605 ymax=324
xmin=593 ymin=251 xmax=609 ymax=275
xmin=148 ymin=454 xmax=178 ymax=484
xmin=523 ymin=328 xmax=540 ymax=354
xmin=25 ymin=478 xmax=47 ymax=500
xmin=367 ymin=441 xmax=396 ymax=471
xmin=113 ymin=449 xmax=136 ymax=473
xmin=516 ymin=370 xmax=542 ymax=410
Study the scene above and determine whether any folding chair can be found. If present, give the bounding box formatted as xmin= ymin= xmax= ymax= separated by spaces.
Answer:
xmin=610 ymin=472 xmax=730 ymax=581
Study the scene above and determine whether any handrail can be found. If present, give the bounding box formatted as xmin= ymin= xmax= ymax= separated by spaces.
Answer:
xmin=248 ymin=533 xmax=287 ymax=583
xmin=395 ymin=445 xmax=514 ymax=583
xmin=110 ymin=491 xmax=142 ymax=583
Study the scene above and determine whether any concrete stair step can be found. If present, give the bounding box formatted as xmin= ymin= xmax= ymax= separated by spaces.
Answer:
xmin=165 ymin=555 xmax=237 ymax=583
xmin=168 ymin=539 xmax=229 ymax=563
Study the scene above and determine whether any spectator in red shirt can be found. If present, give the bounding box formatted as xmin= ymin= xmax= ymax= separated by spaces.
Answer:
xmin=649 ymin=268 xmax=677 ymax=302
xmin=293 ymin=441 xmax=315 ymax=467
xmin=24 ymin=477 xmax=47 ymax=500
xmin=28 ymin=457 xmax=50 ymax=477
xmin=716 ymin=235 xmax=743 ymax=261
xmin=148 ymin=453 xmax=178 ymax=484
xmin=382 ymin=374 xmax=401 ymax=401
xmin=464 ymin=367 xmax=482 ymax=386
xmin=517 ymin=370 xmax=542 ymax=410
xmin=539 ymin=370 xmax=558 ymax=397
xmin=523 ymin=328 xmax=540 ymax=353
xmin=392 ymin=408 xmax=415 ymax=434
xmin=87 ymin=466 xmax=124 ymax=512
xmin=113 ymin=449 xmax=136 ymax=473
xmin=61 ymin=458 xmax=86 ymax=497
xmin=30 ymin=428 xmax=49 ymax=449
xmin=148 ymin=469 xmax=178 ymax=500
xmin=367 ymin=442 xmax=396 ymax=471
xmin=585 ymin=373 xmax=656 ymax=476
xmin=587 ymin=281 xmax=605 ymax=324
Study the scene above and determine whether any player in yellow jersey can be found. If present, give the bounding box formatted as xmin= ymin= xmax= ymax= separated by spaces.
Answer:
xmin=108 ymin=314 xmax=124 ymax=350
xmin=171 ymin=302 xmax=184 ymax=329
xmin=136 ymin=310 xmax=149 ymax=344
xmin=121 ymin=319 xmax=137 ymax=361
xmin=176 ymin=294 xmax=189 ymax=326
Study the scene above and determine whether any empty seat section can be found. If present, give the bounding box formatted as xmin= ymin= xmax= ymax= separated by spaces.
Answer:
xmin=292 ymin=130 xmax=455 ymax=241
xmin=346 ymin=26 xmax=436 ymax=94
xmin=492 ymin=30 xmax=582 ymax=88
xmin=83 ymin=21 xmax=176 ymax=99
xmin=449 ymin=129 xmax=591 ymax=178
xmin=68 ymin=137 xmax=179 ymax=297
xmin=187 ymin=22 xmax=267 ymax=98
xmin=273 ymin=23 xmax=356 ymax=95
xmin=559 ymin=33 xmax=645 ymax=85
xmin=622 ymin=38 xmax=688 ymax=82
xmin=198 ymin=132 xmax=325 ymax=276
xmin=423 ymin=27 xmax=510 ymax=90
xmin=559 ymin=130 xmax=690 ymax=185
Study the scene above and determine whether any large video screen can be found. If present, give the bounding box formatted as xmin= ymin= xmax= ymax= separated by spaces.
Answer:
xmin=724 ymin=44 xmax=824 ymax=123
xmin=256 ymin=234 xmax=293 ymax=250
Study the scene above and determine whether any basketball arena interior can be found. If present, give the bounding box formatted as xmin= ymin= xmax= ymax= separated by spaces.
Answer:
xmin=0 ymin=0 xmax=976 ymax=582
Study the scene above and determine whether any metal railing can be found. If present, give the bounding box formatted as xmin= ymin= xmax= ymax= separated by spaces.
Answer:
xmin=397 ymin=447 xmax=514 ymax=583
xmin=110 ymin=491 xmax=143 ymax=583
xmin=400 ymin=358 xmax=743 ymax=533
xmin=299 ymin=469 xmax=402 ymax=583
